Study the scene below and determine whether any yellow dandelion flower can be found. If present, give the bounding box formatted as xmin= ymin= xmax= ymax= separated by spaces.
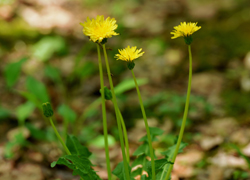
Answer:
xmin=115 ymin=46 xmax=144 ymax=62
xmin=171 ymin=22 xmax=201 ymax=39
xmin=80 ymin=15 xmax=119 ymax=43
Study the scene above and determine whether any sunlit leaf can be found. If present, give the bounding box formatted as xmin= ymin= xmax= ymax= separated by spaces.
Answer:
xmin=16 ymin=101 xmax=35 ymax=125
xmin=16 ymin=90 xmax=42 ymax=109
xmin=32 ymin=36 xmax=67 ymax=61
xmin=88 ymin=135 xmax=116 ymax=148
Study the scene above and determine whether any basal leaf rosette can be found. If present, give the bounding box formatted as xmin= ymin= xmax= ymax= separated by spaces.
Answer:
xmin=80 ymin=15 xmax=119 ymax=44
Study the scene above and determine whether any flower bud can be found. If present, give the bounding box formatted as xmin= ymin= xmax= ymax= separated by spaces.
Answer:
xmin=100 ymin=87 xmax=113 ymax=100
xmin=42 ymin=102 xmax=54 ymax=118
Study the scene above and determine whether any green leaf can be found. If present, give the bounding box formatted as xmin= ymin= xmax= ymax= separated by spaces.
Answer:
xmin=147 ymin=158 xmax=171 ymax=172
xmin=131 ymin=168 xmax=143 ymax=179
xmin=32 ymin=36 xmax=67 ymax=61
xmin=25 ymin=123 xmax=48 ymax=141
xmin=149 ymin=127 xmax=164 ymax=136
xmin=156 ymin=142 xmax=188 ymax=180
xmin=139 ymin=135 xmax=159 ymax=142
xmin=51 ymin=154 xmax=101 ymax=180
xmin=84 ymin=108 xmax=99 ymax=118
xmin=0 ymin=0 xmax=15 ymax=5
xmin=44 ymin=65 xmax=61 ymax=83
xmin=141 ymin=175 xmax=148 ymax=180
xmin=88 ymin=135 xmax=116 ymax=148
xmin=131 ymin=155 xmax=147 ymax=178
xmin=57 ymin=104 xmax=76 ymax=123
xmin=66 ymin=135 xmax=91 ymax=157
xmin=146 ymin=158 xmax=172 ymax=180
xmin=112 ymin=161 xmax=133 ymax=180
xmin=26 ymin=76 xmax=50 ymax=103
xmin=76 ymin=61 xmax=96 ymax=79
xmin=132 ymin=154 xmax=147 ymax=167
xmin=133 ymin=143 xmax=150 ymax=157
xmin=114 ymin=78 xmax=148 ymax=94
xmin=4 ymin=57 xmax=27 ymax=87
xmin=161 ymin=142 xmax=188 ymax=158
xmin=16 ymin=90 xmax=42 ymax=109
xmin=4 ymin=132 xmax=29 ymax=159
xmin=139 ymin=127 xmax=164 ymax=142
xmin=16 ymin=101 xmax=35 ymax=125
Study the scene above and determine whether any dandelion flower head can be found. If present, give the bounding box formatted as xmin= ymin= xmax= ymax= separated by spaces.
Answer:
xmin=115 ymin=46 xmax=145 ymax=62
xmin=171 ymin=22 xmax=201 ymax=39
xmin=80 ymin=15 xmax=119 ymax=43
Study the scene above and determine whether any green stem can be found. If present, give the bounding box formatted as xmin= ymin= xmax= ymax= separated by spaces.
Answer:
xmin=130 ymin=69 xmax=155 ymax=180
xmin=63 ymin=119 xmax=68 ymax=141
xmin=49 ymin=118 xmax=84 ymax=180
xmin=97 ymin=44 xmax=112 ymax=180
xmin=102 ymin=44 xmax=130 ymax=180
xmin=140 ymin=148 xmax=147 ymax=176
xmin=116 ymin=101 xmax=130 ymax=164
xmin=163 ymin=45 xmax=192 ymax=180
xmin=49 ymin=117 xmax=71 ymax=155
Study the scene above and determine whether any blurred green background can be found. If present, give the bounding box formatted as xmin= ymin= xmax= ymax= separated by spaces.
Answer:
xmin=1 ymin=0 xmax=250 ymax=179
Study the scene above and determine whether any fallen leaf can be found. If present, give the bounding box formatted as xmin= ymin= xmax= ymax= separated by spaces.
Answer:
xmin=209 ymin=152 xmax=248 ymax=169
xmin=242 ymin=143 xmax=250 ymax=156
xmin=200 ymin=136 xmax=223 ymax=151
xmin=173 ymin=150 xmax=204 ymax=178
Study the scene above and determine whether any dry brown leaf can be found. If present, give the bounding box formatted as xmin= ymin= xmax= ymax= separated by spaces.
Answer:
xmin=7 ymin=127 xmax=30 ymax=141
xmin=26 ymin=151 xmax=43 ymax=162
xmin=0 ymin=5 xmax=14 ymax=19
xmin=175 ymin=150 xmax=204 ymax=165
xmin=210 ymin=152 xmax=248 ymax=169
xmin=0 ymin=159 xmax=14 ymax=173
xmin=230 ymin=128 xmax=250 ymax=145
xmin=173 ymin=150 xmax=204 ymax=178
xmin=243 ymin=143 xmax=250 ymax=156
xmin=198 ymin=117 xmax=238 ymax=136
xmin=20 ymin=6 xmax=74 ymax=30
xmin=208 ymin=165 xmax=224 ymax=180
xmin=200 ymin=136 xmax=223 ymax=151
xmin=92 ymin=166 xmax=108 ymax=180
